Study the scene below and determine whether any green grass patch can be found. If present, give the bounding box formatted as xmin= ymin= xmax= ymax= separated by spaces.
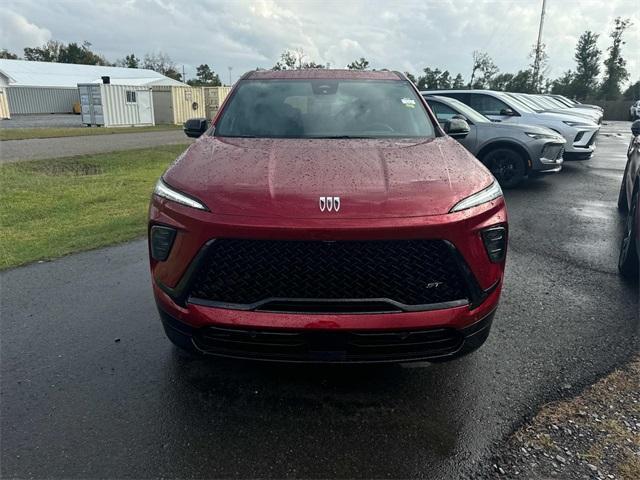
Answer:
xmin=0 ymin=124 xmax=181 ymax=141
xmin=0 ymin=144 xmax=189 ymax=269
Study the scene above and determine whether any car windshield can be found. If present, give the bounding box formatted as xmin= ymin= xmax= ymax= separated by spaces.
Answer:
xmin=511 ymin=94 xmax=544 ymax=112
xmin=548 ymin=95 xmax=573 ymax=107
xmin=501 ymin=93 xmax=537 ymax=113
xmin=435 ymin=96 xmax=490 ymax=124
xmin=214 ymin=79 xmax=435 ymax=139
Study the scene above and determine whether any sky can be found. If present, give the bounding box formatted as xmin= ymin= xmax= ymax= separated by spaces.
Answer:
xmin=1 ymin=0 xmax=639 ymax=85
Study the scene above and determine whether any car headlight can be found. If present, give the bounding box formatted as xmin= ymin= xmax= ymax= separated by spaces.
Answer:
xmin=525 ymin=132 xmax=561 ymax=140
xmin=153 ymin=178 xmax=208 ymax=211
xmin=450 ymin=181 xmax=503 ymax=213
xmin=563 ymin=120 xmax=590 ymax=127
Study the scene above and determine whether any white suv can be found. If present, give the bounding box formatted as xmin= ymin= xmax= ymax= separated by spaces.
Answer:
xmin=631 ymin=100 xmax=640 ymax=120
xmin=422 ymin=89 xmax=600 ymax=159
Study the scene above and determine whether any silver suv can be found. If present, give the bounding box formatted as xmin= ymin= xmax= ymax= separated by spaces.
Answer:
xmin=424 ymin=95 xmax=565 ymax=188
xmin=422 ymin=89 xmax=599 ymax=160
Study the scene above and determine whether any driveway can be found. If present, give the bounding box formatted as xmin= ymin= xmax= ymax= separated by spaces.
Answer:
xmin=0 ymin=130 xmax=193 ymax=163
xmin=0 ymin=122 xmax=637 ymax=479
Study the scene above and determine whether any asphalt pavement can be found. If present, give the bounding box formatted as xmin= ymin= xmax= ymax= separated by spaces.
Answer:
xmin=0 ymin=130 xmax=193 ymax=163
xmin=1 ymin=122 xmax=638 ymax=479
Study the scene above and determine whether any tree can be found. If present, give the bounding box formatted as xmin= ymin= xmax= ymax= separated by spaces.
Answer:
xmin=416 ymin=68 xmax=452 ymax=90
xmin=452 ymin=73 xmax=465 ymax=89
xmin=623 ymin=80 xmax=640 ymax=100
xmin=506 ymin=70 xmax=536 ymax=93
xmin=0 ymin=49 xmax=18 ymax=59
xmin=572 ymin=31 xmax=601 ymax=99
xmin=272 ymin=49 xmax=325 ymax=70
xmin=143 ymin=52 xmax=181 ymax=80
xmin=551 ymin=70 xmax=577 ymax=97
xmin=23 ymin=40 xmax=108 ymax=65
xmin=24 ymin=40 xmax=63 ymax=62
xmin=347 ymin=57 xmax=370 ymax=70
xmin=489 ymin=73 xmax=515 ymax=91
xmin=187 ymin=64 xmax=222 ymax=86
xmin=469 ymin=51 xmax=498 ymax=89
xmin=116 ymin=53 xmax=140 ymax=68
xmin=600 ymin=17 xmax=632 ymax=100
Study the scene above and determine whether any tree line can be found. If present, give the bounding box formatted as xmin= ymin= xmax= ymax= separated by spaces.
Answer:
xmin=0 ymin=41 xmax=222 ymax=87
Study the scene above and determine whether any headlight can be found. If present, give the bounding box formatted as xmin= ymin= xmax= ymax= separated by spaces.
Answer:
xmin=563 ymin=120 xmax=590 ymax=127
xmin=525 ymin=132 xmax=561 ymax=140
xmin=450 ymin=181 xmax=503 ymax=213
xmin=153 ymin=178 xmax=208 ymax=211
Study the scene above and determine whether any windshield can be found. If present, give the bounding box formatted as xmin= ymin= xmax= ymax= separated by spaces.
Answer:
xmin=548 ymin=95 xmax=573 ymax=107
xmin=502 ymin=93 xmax=537 ymax=113
xmin=214 ymin=79 xmax=435 ymax=139
xmin=509 ymin=94 xmax=543 ymax=112
xmin=434 ymin=96 xmax=490 ymax=124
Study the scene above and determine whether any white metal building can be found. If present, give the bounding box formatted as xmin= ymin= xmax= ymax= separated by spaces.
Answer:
xmin=0 ymin=59 xmax=184 ymax=115
xmin=78 ymin=82 xmax=155 ymax=127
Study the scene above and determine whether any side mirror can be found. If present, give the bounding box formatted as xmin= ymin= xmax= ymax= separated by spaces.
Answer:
xmin=499 ymin=108 xmax=517 ymax=116
xmin=444 ymin=118 xmax=470 ymax=138
xmin=452 ymin=114 xmax=468 ymax=121
xmin=632 ymin=119 xmax=640 ymax=137
xmin=184 ymin=118 xmax=209 ymax=138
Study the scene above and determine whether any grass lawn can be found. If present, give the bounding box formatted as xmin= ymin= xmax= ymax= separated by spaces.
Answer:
xmin=0 ymin=124 xmax=181 ymax=141
xmin=0 ymin=144 xmax=189 ymax=270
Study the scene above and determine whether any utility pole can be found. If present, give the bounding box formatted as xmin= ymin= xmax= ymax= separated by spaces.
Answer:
xmin=532 ymin=0 xmax=547 ymax=92
xmin=228 ymin=66 xmax=233 ymax=86
xmin=182 ymin=65 xmax=186 ymax=82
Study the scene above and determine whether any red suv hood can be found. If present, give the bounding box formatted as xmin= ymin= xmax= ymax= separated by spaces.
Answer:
xmin=163 ymin=136 xmax=494 ymax=219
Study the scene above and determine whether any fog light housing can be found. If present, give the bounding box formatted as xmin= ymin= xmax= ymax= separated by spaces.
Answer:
xmin=150 ymin=225 xmax=177 ymax=261
xmin=481 ymin=226 xmax=507 ymax=263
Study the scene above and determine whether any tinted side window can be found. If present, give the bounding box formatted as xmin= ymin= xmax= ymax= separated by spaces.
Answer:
xmin=427 ymin=101 xmax=458 ymax=123
xmin=438 ymin=92 xmax=470 ymax=104
xmin=469 ymin=94 xmax=509 ymax=116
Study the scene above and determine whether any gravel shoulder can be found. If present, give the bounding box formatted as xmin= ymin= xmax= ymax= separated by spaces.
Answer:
xmin=486 ymin=356 xmax=640 ymax=479
xmin=0 ymin=130 xmax=193 ymax=163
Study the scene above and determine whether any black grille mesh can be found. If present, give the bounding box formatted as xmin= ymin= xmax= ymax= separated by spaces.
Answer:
xmin=188 ymin=239 xmax=470 ymax=310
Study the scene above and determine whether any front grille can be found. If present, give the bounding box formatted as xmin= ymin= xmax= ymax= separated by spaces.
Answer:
xmin=192 ymin=325 xmax=464 ymax=362
xmin=542 ymin=144 xmax=564 ymax=160
xmin=188 ymin=239 xmax=471 ymax=312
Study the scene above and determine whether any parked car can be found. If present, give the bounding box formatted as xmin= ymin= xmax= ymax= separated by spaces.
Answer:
xmin=421 ymin=89 xmax=600 ymax=160
xmin=548 ymin=94 xmax=603 ymax=113
xmin=423 ymin=95 xmax=565 ymax=188
xmin=150 ymin=69 xmax=508 ymax=363
xmin=617 ymin=119 xmax=640 ymax=278
xmin=630 ymin=100 xmax=640 ymax=120
xmin=521 ymin=94 xmax=603 ymax=124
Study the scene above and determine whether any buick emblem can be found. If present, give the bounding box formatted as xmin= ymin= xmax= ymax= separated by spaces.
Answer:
xmin=319 ymin=196 xmax=340 ymax=212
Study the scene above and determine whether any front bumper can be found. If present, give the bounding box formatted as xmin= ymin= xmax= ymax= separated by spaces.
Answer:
xmin=159 ymin=303 xmax=497 ymax=363
xmin=150 ymin=195 xmax=507 ymax=362
xmin=531 ymin=141 xmax=564 ymax=173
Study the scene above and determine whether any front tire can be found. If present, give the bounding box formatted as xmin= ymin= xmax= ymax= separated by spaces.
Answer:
xmin=618 ymin=177 xmax=628 ymax=212
xmin=618 ymin=188 xmax=639 ymax=279
xmin=482 ymin=147 xmax=527 ymax=189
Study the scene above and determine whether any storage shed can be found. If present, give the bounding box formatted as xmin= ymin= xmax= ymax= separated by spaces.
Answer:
xmin=203 ymin=86 xmax=232 ymax=119
xmin=0 ymin=59 xmax=185 ymax=115
xmin=0 ymin=87 xmax=10 ymax=119
xmin=151 ymin=86 xmax=207 ymax=125
xmin=78 ymin=83 xmax=155 ymax=127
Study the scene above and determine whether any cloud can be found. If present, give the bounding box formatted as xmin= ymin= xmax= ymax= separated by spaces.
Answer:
xmin=2 ymin=0 xmax=639 ymax=84
xmin=0 ymin=10 xmax=51 ymax=54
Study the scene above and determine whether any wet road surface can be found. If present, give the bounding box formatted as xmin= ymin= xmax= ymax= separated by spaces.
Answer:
xmin=1 ymin=122 xmax=638 ymax=478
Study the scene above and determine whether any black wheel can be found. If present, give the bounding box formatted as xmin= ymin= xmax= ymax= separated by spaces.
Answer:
xmin=618 ymin=188 xmax=639 ymax=279
xmin=482 ymin=148 xmax=527 ymax=189
xmin=618 ymin=177 xmax=628 ymax=212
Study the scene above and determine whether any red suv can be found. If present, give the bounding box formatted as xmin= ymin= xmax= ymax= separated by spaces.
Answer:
xmin=148 ymin=69 xmax=508 ymax=363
